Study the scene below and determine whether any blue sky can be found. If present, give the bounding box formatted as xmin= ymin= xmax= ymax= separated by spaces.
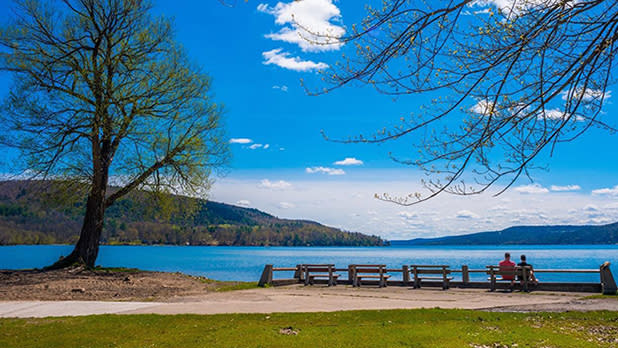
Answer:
xmin=1 ymin=0 xmax=618 ymax=239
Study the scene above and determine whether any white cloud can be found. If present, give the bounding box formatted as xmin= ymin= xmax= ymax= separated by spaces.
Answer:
xmin=398 ymin=211 xmax=419 ymax=219
xmin=604 ymin=202 xmax=618 ymax=210
xmin=249 ymin=144 xmax=263 ymax=150
xmin=583 ymin=204 xmax=599 ymax=212
xmin=550 ymin=185 xmax=581 ymax=192
xmin=488 ymin=205 xmax=508 ymax=212
xmin=257 ymin=3 xmax=269 ymax=12
xmin=278 ymin=201 xmax=296 ymax=209
xmin=514 ymin=184 xmax=549 ymax=194
xmin=258 ymin=179 xmax=292 ymax=190
xmin=456 ymin=210 xmax=480 ymax=219
xmin=397 ymin=211 xmax=425 ymax=226
xmin=561 ymin=88 xmax=612 ymax=102
xmin=470 ymin=99 xmax=586 ymax=123
xmin=236 ymin=200 xmax=251 ymax=207
xmin=474 ymin=8 xmax=492 ymax=14
xmin=538 ymin=108 xmax=585 ymax=122
xmin=592 ymin=185 xmax=618 ymax=196
xmin=229 ymin=138 xmax=253 ymax=144
xmin=333 ymin=157 xmax=363 ymax=166
xmin=472 ymin=0 xmax=579 ymax=16
xmin=305 ymin=166 xmax=345 ymax=175
xmin=262 ymin=48 xmax=328 ymax=72
xmin=272 ymin=85 xmax=289 ymax=92
xmin=470 ymin=98 xmax=496 ymax=116
xmin=544 ymin=108 xmax=567 ymax=120
xmin=210 ymin=174 xmax=618 ymax=240
xmin=264 ymin=144 xmax=270 ymax=149
xmin=258 ymin=0 xmax=344 ymax=52
xmin=584 ymin=216 xmax=613 ymax=224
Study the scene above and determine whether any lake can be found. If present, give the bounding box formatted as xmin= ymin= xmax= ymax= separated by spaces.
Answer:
xmin=1 ymin=245 xmax=617 ymax=282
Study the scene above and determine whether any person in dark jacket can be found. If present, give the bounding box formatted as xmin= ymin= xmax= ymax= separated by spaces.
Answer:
xmin=518 ymin=254 xmax=538 ymax=286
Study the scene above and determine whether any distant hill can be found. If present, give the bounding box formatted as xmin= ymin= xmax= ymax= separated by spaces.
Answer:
xmin=391 ymin=223 xmax=618 ymax=245
xmin=0 ymin=180 xmax=386 ymax=247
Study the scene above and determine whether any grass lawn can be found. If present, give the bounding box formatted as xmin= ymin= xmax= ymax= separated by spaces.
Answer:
xmin=1 ymin=309 xmax=617 ymax=348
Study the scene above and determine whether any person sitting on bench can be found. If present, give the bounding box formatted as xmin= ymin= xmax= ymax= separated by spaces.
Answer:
xmin=518 ymin=254 xmax=538 ymax=286
xmin=499 ymin=252 xmax=516 ymax=291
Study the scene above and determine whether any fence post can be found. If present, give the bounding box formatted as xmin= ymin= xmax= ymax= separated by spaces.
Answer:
xmin=442 ymin=266 xmax=448 ymax=290
xmin=489 ymin=266 xmax=496 ymax=292
xmin=413 ymin=266 xmax=420 ymax=288
xmin=600 ymin=262 xmax=617 ymax=295
xmin=462 ymin=265 xmax=469 ymax=285
xmin=258 ymin=264 xmax=273 ymax=287
xmin=348 ymin=265 xmax=355 ymax=287
xmin=522 ymin=266 xmax=529 ymax=292
xmin=402 ymin=265 xmax=410 ymax=285
xmin=294 ymin=264 xmax=302 ymax=281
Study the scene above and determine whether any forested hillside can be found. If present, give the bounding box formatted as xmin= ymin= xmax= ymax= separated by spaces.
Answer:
xmin=391 ymin=223 xmax=618 ymax=245
xmin=0 ymin=181 xmax=385 ymax=246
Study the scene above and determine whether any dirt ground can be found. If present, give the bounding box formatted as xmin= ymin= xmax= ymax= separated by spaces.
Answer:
xmin=0 ymin=266 xmax=240 ymax=301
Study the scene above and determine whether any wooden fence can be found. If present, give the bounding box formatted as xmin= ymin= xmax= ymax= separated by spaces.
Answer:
xmin=258 ymin=262 xmax=617 ymax=294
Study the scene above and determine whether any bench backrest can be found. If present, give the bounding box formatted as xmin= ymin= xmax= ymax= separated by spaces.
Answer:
xmin=413 ymin=269 xmax=451 ymax=275
xmin=302 ymin=264 xmax=335 ymax=273
xmin=487 ymin=265 xmax=532 ymax=278
xmin=351 ymin=264 xmax=387 ymax=274
xmin=410 ymin=265 xmax=450 ymax=274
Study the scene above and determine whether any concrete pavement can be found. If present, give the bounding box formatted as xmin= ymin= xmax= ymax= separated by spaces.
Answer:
xmin=1 ymin=286 xmax=614 ymax=318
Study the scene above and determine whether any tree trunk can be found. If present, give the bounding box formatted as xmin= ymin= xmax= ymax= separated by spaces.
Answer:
xmin=48 ymin=174 xmax=108 ymax=269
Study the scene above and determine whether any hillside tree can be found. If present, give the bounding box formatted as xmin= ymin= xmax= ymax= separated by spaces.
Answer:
xmin=320 ymin=0 xmax=617 ymax=204
xmin=0 ymin=0 xmax=228 ymax=267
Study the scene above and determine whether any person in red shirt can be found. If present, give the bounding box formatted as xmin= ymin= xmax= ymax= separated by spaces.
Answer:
xmin=498 ymin=252 xmax=516 ymax=291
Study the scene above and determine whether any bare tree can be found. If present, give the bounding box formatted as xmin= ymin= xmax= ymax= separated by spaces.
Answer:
xmin=0 ymin=0 xmax=228 ymax=267
xmin=318 ymin=0 xmax=617 ymax=205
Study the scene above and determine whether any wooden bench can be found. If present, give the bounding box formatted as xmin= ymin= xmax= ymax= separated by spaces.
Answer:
xmin=486 ymin=265 xmax=533 ymax=291
xmin=410 ymin=265 xmax=453 ymax=289
xmin=302 ymin=264 xmax=339 ymax=286
xmin=349 ymin=264 xmax=390 ymax=287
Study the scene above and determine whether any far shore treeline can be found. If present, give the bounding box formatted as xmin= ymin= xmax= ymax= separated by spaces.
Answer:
xmin=392 ymin=223 xmax=618 ymax=245
xmin=0 ymin=181 xmax=385 ymax=247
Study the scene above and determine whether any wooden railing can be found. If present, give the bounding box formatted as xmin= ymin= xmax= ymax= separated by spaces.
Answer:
xmin=257 ymin=262 xmax=617 ymax=294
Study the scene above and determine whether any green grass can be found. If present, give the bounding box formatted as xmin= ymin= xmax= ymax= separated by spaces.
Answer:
xmin=584 ymin=293 xmax=618 ymax=300
xmin=0 ymin=309 xmax=616 ymax=348
xmin=214 ymin=281 xmax=261 ymax=292
xmin=194 ymin=277 xmax=261 ymax=292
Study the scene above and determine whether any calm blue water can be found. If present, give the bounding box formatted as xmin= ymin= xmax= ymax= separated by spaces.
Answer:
xmin=1 ymin=245 xmax=616 ymax=282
